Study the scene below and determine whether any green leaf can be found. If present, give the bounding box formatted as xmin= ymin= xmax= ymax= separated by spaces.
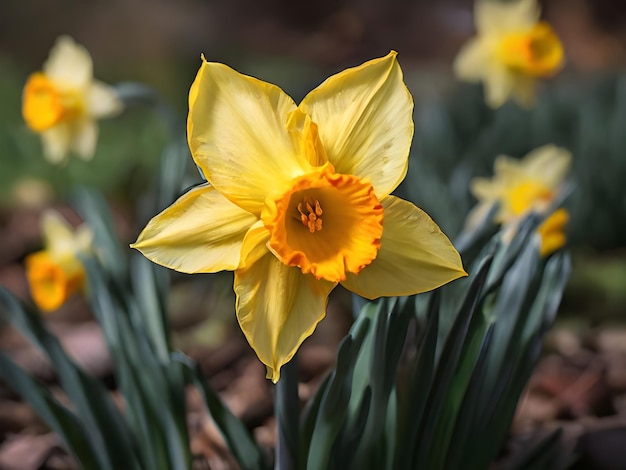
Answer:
xmin=329 ymin=386 xmax=372 ymax=469
xmin=71 ymin=187 xmax=128 ymax=282
xmin=0 ymin=286 xmax=142 ymax=470
xmin=393 ymin=296 xmax=439 ymax=470
xmin=130 ymin=254 xmax=170 ymax=363
xmin=350 ymin=298 xmax=414 ymax=469
xmin=173 ymin=352 xmax=267 ymax=470
xmin=306 ymin=314 xmax=370 ymax=470
xmin=81 ymin=254 xmax=191 ymax=470
xmin=156 ymin=139 xmax=190 ymax=213
xmin=411 ymin=254 xmax=493 ymax=469
xmin=299 ymin=373 xmax=331 ymax=464
xmin=0 ymin=351 xmax=101 ymax=469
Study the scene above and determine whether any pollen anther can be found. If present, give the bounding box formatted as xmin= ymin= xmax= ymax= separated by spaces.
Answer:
xmin=297 ymin=197 xmax=323 ymax=233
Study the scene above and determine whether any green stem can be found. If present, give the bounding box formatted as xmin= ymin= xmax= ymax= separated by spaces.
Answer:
xmin=274 ymin=356 xmax=299 ymax=470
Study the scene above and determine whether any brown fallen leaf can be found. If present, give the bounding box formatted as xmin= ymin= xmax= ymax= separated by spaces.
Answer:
xmin=0 ymin=432 xmax=76 ymax=470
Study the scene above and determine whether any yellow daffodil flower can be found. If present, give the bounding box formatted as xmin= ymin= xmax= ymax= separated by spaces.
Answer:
xmin=22 ymin=36 xmax=123 ymax=164
xmin=468 ymin=144 xmax=571 ymax=256
xmin=132 ymin=52 xmax=466 ymax=382
xmin=25 ymin=210 xmax=93 ymax=312
xmin=536 ymin=207 xmax=568 ymax=257
xmin=453 ymin=0 xmax=564 ymax=108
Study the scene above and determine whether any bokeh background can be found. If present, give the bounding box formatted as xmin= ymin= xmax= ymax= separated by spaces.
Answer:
xmin=2 ymin=0 xmax=626 ymax=467
xmin=2 ymin=0 xmax=626 ymax=240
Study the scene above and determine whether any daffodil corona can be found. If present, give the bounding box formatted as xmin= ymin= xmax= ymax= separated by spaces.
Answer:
xmin=25 ymin=210 xmax=93 ymax=312
xmin=22 ymin=36 xmax=123 ymax=163
xmin=454 ymin=0 xmax=564 ymax=108
xmin=467 ymin=144 xmax=571 ymax=256
xmin=132 ymin=52 xmax=466 ymax=382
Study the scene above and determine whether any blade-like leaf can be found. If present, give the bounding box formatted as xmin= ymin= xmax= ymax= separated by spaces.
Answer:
xmin=412 ymin=255 xmax=492 ymax=469
xmin=0 ymin=351 xmax=100 ymax=469
xmin=306 ymin=314 xmax=370 ymax=470
xmin=0 ymin=286 xmax=141 ymax=470
xmin=173 ymin=352 xmax=267 ymax=470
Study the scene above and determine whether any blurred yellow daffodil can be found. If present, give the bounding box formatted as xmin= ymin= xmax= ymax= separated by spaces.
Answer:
xmin=468 ymin=144 xmax=571 ymax=256
xmin=25 ymin=210 xmax=93 ymax=312
xmin=22 ymin=36 xmax=123 ymax=164
xmin=132 ymin=52 xmax=467 ymax=382
xmin=454 ymin=0 xmax=564 ymax=108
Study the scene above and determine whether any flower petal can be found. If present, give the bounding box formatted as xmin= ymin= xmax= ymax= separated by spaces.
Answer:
xmin=131 ymin=184 xmax=258 ymax=273
xmin=299 ymin=51 xmax=414 ymax=197
xmin=70 ymin=119 xmax=97 ymax=160
xmin=239 ymin=220 xmax=270 ymax=269
xmin=453 ymin=37 xmax=491 ymax=82
xmin=43 ymin=36 xmax=93 ymax=90
xmin=342 ymin=196 xmax=466 ymax=299
xmin=483 ymin=66 xmax=516 ymax=109
xmin=40 ymin=124 xmax=72 ymax=164
xmin=87 ymin=81 xmax=123 ymax=118
xmin=234 ymin=252 xmax=336 ymax=382
xmin=470 ymin=176 xmax=502 ymax=202
xmin=187 ymin=59 xmax=309 ymax=214
xmin=537 ymin=208 xmax=568 ymax=257
xmin=476 ymin=0 xmax=540 ymax=35
xmin=286 ymin=109 xmax=329 ymax=167
xmin=42 ymin=210 xmax=77 ymax=254
xmin=522 ymin=144 xmax=571 ymax=189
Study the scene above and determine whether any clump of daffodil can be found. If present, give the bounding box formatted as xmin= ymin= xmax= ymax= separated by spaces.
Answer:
xmin=22 ymin=36 xmax=123 ymax=164
xmin=25 ymin=210 xmax=93 ymax=313
xmin=453 ymin=0 xmax=564 ymax=108
xmin=467 ymin=144 xmax=571 ymax=256
xmin=132 ymin=52 xmax=466 ymax=382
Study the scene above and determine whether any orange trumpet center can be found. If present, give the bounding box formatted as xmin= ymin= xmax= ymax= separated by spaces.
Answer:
xmin=262 ymin=164 xmax=384 ymax=283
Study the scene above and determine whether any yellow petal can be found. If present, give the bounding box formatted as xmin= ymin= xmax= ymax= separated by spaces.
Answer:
xmin=42 ymin=210 xmax=78 ymax=254
xmin=493 ymin=155 xmax=526 ymax=181
xmin=234 ymin=252 xmax=336 ymax=382
xmin=482 ymin=66 xmax=516 ymax=109
xmin=521 ymin=144 xmax=571 ymax=189
xmin=74 ymin=225 xmax=94 ymax=253
xmin=70 ymin=119 xmax=97 ymax=160
xmin=537 ymin=208 xmax=568 ymax=256
xmin=187 ymin=59 xmax=309 ymax=215
xmin=239 ymin=220 xmax=270 ymax=269
xmin=40 ymin=124 xmax=72 ymax=164
xmin=131 ymin=184 xmax=257 ymax=273
xmin=299 ymin=51 xmax=414 ymax=198
xmin=43 ymin=36 xmax=93 ymax=90
xmin=453 ymin=38 xmax=491 ymax=82
xmin=475 ymin=0 xmax=540 ymax=36
xmin=470 ymin=176 xmax=502 ymax=202
xmin=286 ymin=109 xmax=329 ymax=167
xmin=342 ymin=196 xmax=466 ymax=299
xmin=87 ymin=81 xmax=123 ymax=118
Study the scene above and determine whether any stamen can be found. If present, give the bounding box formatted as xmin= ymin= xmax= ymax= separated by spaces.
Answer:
xmin=296 ymin=197 xmax=323 ymax=233
xmin=315 ymin=201 xmax=322 ymax=216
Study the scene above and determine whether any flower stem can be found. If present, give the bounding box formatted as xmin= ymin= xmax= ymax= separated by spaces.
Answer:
xmin=274 ymin=355 xmax=299 ymax=470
